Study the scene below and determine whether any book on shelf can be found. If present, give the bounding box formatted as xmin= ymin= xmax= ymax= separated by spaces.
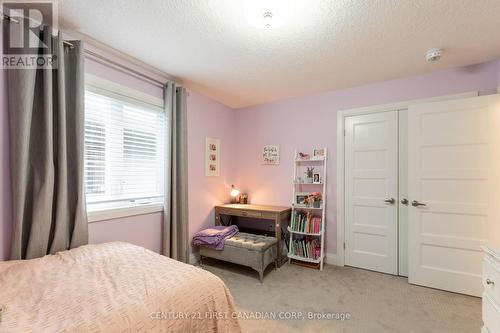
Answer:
xmin=290 ymin=237 xmax=321 ymax=260
xmin=290 ymin=211 xmax=322 ymax=234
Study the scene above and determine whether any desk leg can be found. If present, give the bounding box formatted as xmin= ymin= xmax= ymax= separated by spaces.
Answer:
xmin=275 ymin=216 xmax=283 ymax=267
xmin=215 ymin=210 xmax=221 ymax=226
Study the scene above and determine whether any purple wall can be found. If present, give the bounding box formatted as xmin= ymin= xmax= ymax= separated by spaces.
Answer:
xmin=187 ymin=91 xmax=235 ymax=243
xmin=1 ymin=57 xmax=499 ymax=261
xmin=233 ymin=61 xmax=499 ymax=255
xmin=88 ymin=212 xmax=163 ymax=252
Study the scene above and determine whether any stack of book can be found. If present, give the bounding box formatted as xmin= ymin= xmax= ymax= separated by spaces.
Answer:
xmin=290 ymin=237 xmax=321 ymax=260
xmin=290 ymin=211 xmax=322 ymax=234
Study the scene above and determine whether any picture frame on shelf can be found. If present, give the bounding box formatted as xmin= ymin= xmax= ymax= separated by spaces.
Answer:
xmin=294 ymin=192 xmax=310 ymax=207
xmin=312 ymin=148 xmax=326 ymax=160
xmin=313 ymin=172 xmax=321 ymax=184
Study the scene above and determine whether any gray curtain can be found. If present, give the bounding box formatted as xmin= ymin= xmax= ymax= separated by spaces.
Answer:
xmin=163 ymin=82 xmax=189 ymax=262
xmin=7 ymin=29 xmax=88 ymax=260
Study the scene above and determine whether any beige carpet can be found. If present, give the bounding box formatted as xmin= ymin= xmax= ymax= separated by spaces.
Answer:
xmin=200 ymin=259 xmax=481 ymax=333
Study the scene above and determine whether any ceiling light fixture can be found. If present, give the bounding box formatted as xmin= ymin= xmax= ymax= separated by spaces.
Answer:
xmin=243 ymin=0 xmax=292 ymax=29
xmin=263 ymin=11 xmax=273 ymax=28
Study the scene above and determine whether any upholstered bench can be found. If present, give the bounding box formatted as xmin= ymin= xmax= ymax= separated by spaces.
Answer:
xmin=199 ymin=232 xmax=278 ymax=282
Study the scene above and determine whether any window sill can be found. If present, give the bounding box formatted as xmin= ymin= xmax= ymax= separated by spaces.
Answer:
xmin=87 ymin=203 xmax=164 ymax=223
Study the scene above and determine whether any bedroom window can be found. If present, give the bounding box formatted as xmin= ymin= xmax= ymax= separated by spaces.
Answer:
xmin=84 ymin=84 xmax=166 ymax=221
xmin=84 ymin=121 xmax=106 ymax=195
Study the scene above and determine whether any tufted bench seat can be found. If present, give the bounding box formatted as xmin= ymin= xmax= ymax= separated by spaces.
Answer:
xmin=199 ymin=232 xmax=278 ymax=282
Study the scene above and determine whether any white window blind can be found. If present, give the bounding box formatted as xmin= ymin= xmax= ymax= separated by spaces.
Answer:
xmin=84 ymin=90 xmax=165 ymax=211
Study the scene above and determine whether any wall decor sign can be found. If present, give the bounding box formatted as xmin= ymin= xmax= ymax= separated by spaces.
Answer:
xmin=262 ymin=145 xmax=280 ymax=165
xmin=205 ymin=137 xmax=220 ymax=176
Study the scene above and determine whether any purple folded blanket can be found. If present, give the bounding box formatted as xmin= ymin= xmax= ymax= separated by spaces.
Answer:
xmin=191 ymin=225 xmax=239 ymax=250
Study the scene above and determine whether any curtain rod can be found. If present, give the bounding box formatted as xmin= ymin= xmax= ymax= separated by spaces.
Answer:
xmin=2 ymin=14 xmax=74 ymax=48
xmin=2 ymin=14 xmax=167 ymax=87
xmin=84 ymin=49 xmax=166 ymax=88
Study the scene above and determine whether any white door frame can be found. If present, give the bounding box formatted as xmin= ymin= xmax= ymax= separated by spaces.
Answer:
xmin=335 ymin=91 xmax=479 ymax=267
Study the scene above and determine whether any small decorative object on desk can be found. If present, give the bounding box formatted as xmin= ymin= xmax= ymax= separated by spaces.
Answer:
xmin=239 ymin=193 xmax=248 ymax=204
xmin=230 ymin=185 xmax=240 ymax=204
xmin=304 ymin=167 xmax=314 ymax=183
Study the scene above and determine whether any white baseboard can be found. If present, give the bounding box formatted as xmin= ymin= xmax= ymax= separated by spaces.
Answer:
xmin=325 ymin=252 xmax=340 ymax=266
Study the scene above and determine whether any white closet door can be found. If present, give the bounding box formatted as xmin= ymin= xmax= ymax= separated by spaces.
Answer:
xmin=408 ymin=95 xmax=500 ymax=296
xmin=345 ymin=111 xmax=398 ymax=275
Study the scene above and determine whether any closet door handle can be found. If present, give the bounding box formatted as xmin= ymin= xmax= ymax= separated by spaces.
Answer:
xmin=401 ymin=198 xmax=408 ymax=206
xmin=411 ymin=200 xmax=426 ymax=207
xmin=384 ymin=198 xmax=395 ymax=204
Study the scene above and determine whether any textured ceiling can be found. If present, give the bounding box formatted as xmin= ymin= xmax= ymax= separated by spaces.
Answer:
xmin=59 ymin=0 xmax=500 ymax=108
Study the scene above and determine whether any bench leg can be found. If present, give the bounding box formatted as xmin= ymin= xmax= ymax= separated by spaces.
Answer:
xmin=199 ymin=255 xmax=203 ymax=267
xmin=258 ymin=270 xmax=264 ymax=283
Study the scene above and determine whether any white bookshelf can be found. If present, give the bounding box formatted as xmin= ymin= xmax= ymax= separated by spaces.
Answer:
xmin=288 ymin=148 xmax=327 ymax=270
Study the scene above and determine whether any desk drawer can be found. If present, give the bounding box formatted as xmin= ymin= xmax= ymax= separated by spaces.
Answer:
xmin=217 ymin=207 xmax=266 ymax=219
xmin=484 ymin=256 xmax=500 ymax=304
xmin=236 ymin=210 xmax=263 ymax=218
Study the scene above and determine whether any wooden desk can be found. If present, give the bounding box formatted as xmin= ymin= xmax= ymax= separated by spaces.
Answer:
xmin=215 ymin=204 xmax=292 ymax=266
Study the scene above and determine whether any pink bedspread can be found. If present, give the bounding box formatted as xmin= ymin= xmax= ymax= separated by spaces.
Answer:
xmin=0 ymin=242 xmax=241 ymax=332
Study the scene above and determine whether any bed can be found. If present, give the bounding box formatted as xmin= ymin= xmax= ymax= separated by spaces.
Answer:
xmin=0 ymin=242 xmax=241 ymax=332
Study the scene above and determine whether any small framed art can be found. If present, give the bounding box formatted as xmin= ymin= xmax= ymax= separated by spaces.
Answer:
xmin=313 ymin=173 xmax=322 ymax=184
xmin=294 ymin=192 xmax=310 ymax=208
xmin=262 ymin=145 xmax=280 ymax=165
xmin=205 ymin=137 xmax=220 ymax=176
xmin=312 ymin=148 xmax=326 ymax=160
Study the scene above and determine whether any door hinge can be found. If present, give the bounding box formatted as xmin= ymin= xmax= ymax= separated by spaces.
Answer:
xmin=343 ymin=242 xmax=346 ymax=250
xmin=344 ymin=129 xmax=346 ymax=136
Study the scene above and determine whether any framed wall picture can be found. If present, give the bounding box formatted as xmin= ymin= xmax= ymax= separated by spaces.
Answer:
xmin=294 ymin=192 xmax=310 ymax=208
xmin=205 ymin=137 xmax=220 ymax=176
xmin=262 ymin=145 xmax=280 ymax=165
